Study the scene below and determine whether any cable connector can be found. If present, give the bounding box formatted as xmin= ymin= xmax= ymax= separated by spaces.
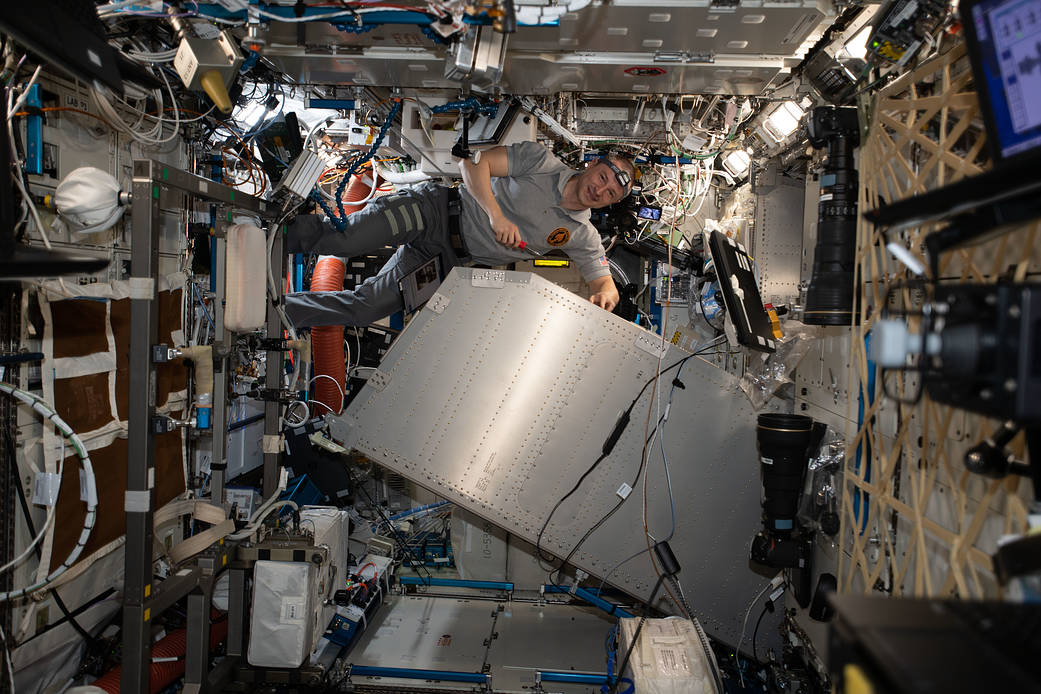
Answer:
xmin=653 ymin=541 xmax=682 ymax=577
xmin=602 ymin=409 xmax=631 ymax=456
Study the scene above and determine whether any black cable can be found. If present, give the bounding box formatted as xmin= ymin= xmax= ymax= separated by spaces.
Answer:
xmin=752 ymin=602 xmax=770 ymax=663
xmin=609 ymin=573 xmax=666 ymax=694
xmin=347 ymin=468 xmax=431 ymax=583
xmin=697 ymin=284 xmax=725 ymax=333
xmin=534 ymin=451 xmax=608 ymax=567
xmin=8 ymin=432 xmax=93 ymax=642
xmin=669 ymin=574 xmax=727 ymax=694
xmin=538 ymin=347 xmax=722 ymax=584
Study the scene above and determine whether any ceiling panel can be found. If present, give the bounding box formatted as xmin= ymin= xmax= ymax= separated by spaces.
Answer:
xmin=260 ymin=0 xmax=833 ymax=94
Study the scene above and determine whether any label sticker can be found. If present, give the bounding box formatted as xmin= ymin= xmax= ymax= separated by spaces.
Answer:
xmin=32 ymin=472 xmax=59 ymax=506
xmin=281 ymin=597 xmax=306 ymax=624
xmin=761 ymin=456 xmax=774 ymax=465
xmin=654 ymin=645 xmax=692 ymax=676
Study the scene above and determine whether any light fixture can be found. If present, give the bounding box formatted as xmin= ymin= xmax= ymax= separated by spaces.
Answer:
xmin=233 ymin=95 xmax=272 ymax=131
xmin=721 ymin=149 xmax=751 ymax=177
xmin=843 ymin=24 xmax=873 ymax=61
xmin=763 ymin=101 xmax=805 ymax=142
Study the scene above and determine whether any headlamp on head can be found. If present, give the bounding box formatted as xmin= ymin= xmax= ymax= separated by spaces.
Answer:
xmin=599 ymin=156 xmax=633 ymax=194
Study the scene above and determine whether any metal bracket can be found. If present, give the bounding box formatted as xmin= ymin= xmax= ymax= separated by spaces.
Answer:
xmin=151 ymin=416 xmax=175 ymax=434
xmin=151 ymin=344 xmax=181 ymax=363
xmin=428 ymin=292 xmax=450 ymax=314
xmin=471 ymin=270 xmax=506 ymax=288
xmin=654 ymin=50 xmax=714 ymax=64
xmin=252 ymin=388 xmax=296 ymax=403
xmin=368 ymin=369 xmax=391 ymax=392
xmin=634 ymin=333 xmax=669 ymax=358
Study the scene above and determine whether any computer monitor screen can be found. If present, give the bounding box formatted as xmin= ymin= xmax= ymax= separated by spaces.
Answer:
xmin=0 ymin=1 xmax=125 ymax=95
xmin=965 ymin=0 xmax=1041 ymax=161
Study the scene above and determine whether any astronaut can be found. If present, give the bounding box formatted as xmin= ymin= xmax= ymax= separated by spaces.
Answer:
xmin=284 ymin=141 xmax=634 ymax=327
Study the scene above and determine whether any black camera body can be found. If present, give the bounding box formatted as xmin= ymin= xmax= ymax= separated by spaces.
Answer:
xmin=924 ymin=283 xmax=1041 ymax=424
xmin=807 ymin=106 xmax=859 ymax=148
xmin=752 ymin=413 xmax=825 ymax=607
xmin=804 ymin=106 xmax=861 ymax=326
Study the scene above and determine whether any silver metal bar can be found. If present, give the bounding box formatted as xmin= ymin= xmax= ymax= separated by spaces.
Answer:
xmin=226 ymin=567 xmax=249 ymax=658
xmin=122 ymin=159 xmax=162 ymax=694
xmin=139 ymin=159 xmax=270 ymax=215
xmin=210 ymin=233 xmax=228 ymax=503
xmin=147 ymin=565 xmax=202 ymax=617
xmin=263 ymin=229 xmax=284 ymax=498
xmin=184 ymin=588 xmax=212 ymax=688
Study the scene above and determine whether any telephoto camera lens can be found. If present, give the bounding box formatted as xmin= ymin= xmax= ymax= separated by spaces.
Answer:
xmin=755 ymin=413 xmax=815 ymax=539
xmin=804 ymin=106 xmax=860 ymax=326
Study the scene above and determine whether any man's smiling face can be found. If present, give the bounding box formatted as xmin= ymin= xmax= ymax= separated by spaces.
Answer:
xmin=573 ymin=159 xmax=632 ymax=209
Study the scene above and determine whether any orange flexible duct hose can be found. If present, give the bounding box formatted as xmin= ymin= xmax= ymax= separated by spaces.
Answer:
xmin=92 ymin=613 xmax=229 ymax=693
xmin=341 ymin=170 xmax=377 ymax=217
xmin=310 ymin=256 xmax=347 ymax=415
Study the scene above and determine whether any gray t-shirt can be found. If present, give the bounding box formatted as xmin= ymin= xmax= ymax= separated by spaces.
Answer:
xmin=458 ymin=141 xmax=611 ymax=282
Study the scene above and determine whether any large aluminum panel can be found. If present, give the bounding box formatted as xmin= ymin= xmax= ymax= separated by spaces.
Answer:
xmin=331 ymin=269 xmax=768 ymax=645
xmin=260 ymin=0 xmax=833 ymax=94
xmin=489 ymin=602 xmax=614 ymax=692
xmin=752 ymin=174 xmax=806 ymax=305
xmin=350 ymin=595 xmax=612 ymax=693
xmin=352 ymin=595 xmax=495 ymax=676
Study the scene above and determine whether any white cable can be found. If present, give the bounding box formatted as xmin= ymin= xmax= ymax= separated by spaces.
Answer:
xmin=0 ymin=622 xmax=14 ymax=694
xmin=344 ymin=334 xmax=352 ymax=382
xmin=309 ymin=373 xmax=345 ymax=415
xmin=266 ymin=203 xmax=303 ymax=346
xmin=0 ymin=383 xmax=97 ymax=602
xmin=91 ymin=76 xmax=181 ymax=145
xmin=304 ymin=117 xmax=334 ymax=153
xmin=7 ymin=79 xmax=69 ymax=295
xmin=125 ymin=49 xmax=179 ymax=63
xmin=97 ymin=0 xmax=148 ymax=14
xmin=734 ymin=579 xmax=775 ymax=686
xmin=10 ymin=65 xmax=43 ymax=115
xmin=228 ymin=500 xmax=298 ymax=541
xmin=351 ymin=329 xmax=362 ymax=373
xmin=281 ymin=399 xmax=308 ymax=426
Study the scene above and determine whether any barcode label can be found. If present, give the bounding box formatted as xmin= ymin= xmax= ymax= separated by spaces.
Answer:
xmin=655 ymin=646 xmax=692 ymax=676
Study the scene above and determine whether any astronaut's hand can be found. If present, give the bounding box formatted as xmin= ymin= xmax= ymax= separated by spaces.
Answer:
xmin=587 ymin=275 xmax=620 ymax=312
xmin=589 ymin=288 xmax=620 ymax=312
xmin=491 ymin=213 xmax=522 ymax=249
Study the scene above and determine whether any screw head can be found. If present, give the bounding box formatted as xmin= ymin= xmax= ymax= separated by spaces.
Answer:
xmin=1004 ymin=379 xmax=1017 ymax=392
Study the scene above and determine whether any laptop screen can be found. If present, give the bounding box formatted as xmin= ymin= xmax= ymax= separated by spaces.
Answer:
xmin=965 ymin=0 xmax=1041 ymax=161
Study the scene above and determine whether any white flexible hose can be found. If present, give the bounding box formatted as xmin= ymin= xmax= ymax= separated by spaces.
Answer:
xmin=228 ymin=500 xmax=298 ymax=541
xmin=0 ymin=383 xmax=97 ymax=602
xmin=374 ymin=163 xmax=432 ymax=185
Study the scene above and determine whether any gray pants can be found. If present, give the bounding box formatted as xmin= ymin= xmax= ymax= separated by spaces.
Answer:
xmin=285 ymin=183 xmax=466 ymax=327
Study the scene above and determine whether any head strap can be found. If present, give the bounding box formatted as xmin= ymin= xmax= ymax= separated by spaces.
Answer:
xmin=599 ymin=157 xmax=632 ymax=193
